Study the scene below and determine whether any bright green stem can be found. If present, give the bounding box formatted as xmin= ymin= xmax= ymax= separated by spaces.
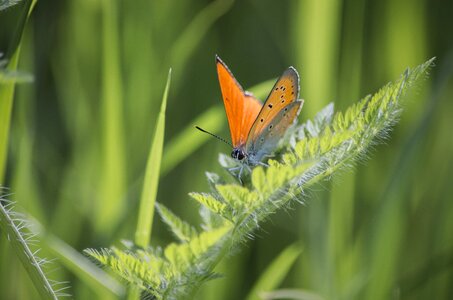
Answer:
xmin=129 ymin=68 xmax=170 ymax=299
xmin=97 ymin=0 xmax=126 ymax=234
xmin=0 ymin=51 xmax=19 ymax=184
xmin=0 ymin=0 xmax=36 ymax=184
xmin=0 ymin=201 xmax=58 ymax=300
xmin=169 ymin=0 xmax=234 ymax=89
xmin=246 ymin=243 xmax=302 ymax=300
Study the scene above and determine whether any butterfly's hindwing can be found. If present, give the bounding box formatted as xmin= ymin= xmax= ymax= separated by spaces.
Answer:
xmin=247 ymin=67 xmax=299 ymax=141
xmin=246 ymin=100 xmax=303 ymax=163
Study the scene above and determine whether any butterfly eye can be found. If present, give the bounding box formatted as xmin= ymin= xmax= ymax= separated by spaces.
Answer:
xmin=238 ymin=151 xmax=245 ymax=160
xmin=231 ymin=149 xmax=245 ymax=160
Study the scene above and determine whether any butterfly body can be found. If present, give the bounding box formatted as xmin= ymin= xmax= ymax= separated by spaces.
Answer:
xmin=215 ymin=55 xmax=303 ymax=167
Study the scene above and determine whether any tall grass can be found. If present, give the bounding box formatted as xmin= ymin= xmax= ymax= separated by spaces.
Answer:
xmin=1 ymin=0 xmax=452 ymax=299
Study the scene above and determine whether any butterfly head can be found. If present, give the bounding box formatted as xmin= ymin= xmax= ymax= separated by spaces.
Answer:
xmin=231 ymin=148 xmax=246 ymax=161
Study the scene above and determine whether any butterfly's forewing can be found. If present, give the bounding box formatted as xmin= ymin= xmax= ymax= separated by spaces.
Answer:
xmin=246 ymin=100 xmax=303 ymax=161
xmin=246 ymin=67 xmax=299 ymax=140
xmin=216 ymin=56 xmax=262 ymax=148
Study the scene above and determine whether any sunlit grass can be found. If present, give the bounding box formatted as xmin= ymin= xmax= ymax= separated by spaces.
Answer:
xmin=1 ymin=0 xmax=452 ymax=299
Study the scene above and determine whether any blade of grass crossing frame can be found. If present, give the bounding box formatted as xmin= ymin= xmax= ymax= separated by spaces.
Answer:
xmin=327 ymin=1 xmax=365 ymax=296
xmin=97 ymin=0 xmax=126 ymax=234
xmin=0 ymin=0 xmax=35 ymax=184
xmin=0 ymin=52 xmax=20 ymax=185
xmin=0 ymin=201 xmax=58 ymax=300
xmin=135 ymin=69 xmax=172 ymax=248
xmin=169 ymin=0 xmax=234 ymax=89
xmin=246 ymin=243 xmax=302 ymax=300
xmin=129 ymin=69 xmax=171 ymax=300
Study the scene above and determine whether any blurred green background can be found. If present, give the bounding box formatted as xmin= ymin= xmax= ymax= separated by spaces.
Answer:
xmin=1 ymin=0 xmax=453 ymax=299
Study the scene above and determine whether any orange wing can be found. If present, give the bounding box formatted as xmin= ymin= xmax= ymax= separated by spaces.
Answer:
xmin=216 ymin=56 xmax=262 ymax=148
xmin=247 ymin=67 xmax=299 ymax=139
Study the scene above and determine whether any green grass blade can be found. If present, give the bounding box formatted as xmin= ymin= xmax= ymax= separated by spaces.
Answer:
xmin=97 ymin=0 xmax=126 ymax=234
xmin=327 ymin=2 xmax=365 ymax=296
xmin=0 ymin=51 xmax=20 ymax=184
xmin=169 ymin=0 xmax=234 ymax=87
xmin=246 ymin=243 xmax=302 ymax=300
xmin=135 ymin=69 xmax=172 ymax=248
xmin=0 ymin=0 xmax=22 ymax=10
xmin=0 ymin=0 xmax=34 ymax=184
xmin=260 ymin=289 xmax=325 ymax=300
xmin=292 ymin=0 xmax=341 ymax=118
xmin=0 ymin=68 xmax=33 ymax=83
xmin=0 ymin=200 xmax=59 ymax=300
xmin=291 ymin=0 xmax=343 ymax=292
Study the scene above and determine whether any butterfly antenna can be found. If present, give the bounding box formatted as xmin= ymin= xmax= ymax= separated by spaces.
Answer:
xmin=195 ymin=126 xmax=233 ymax=148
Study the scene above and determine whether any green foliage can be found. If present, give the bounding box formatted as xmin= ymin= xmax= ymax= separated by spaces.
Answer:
xmin=0 ymin=0 xmax=23 ymax=11
xmin=35 ymin=227 xmax=125 ymax=298
xmin=135 ymin=69 xmax=172 ymax=248
xmin=0 ymin=58 xmax=33 ymax=83
xmin=85 ymin=224 xmax=232 ymax=299
xmin=85 ymin=59 xmax=434 ymax=299
xmin=0 ymin=197 xmax=66 ymax=299
xmin=246 ymin=243 xmax=302 ymax=300
xmin=96 ymin=0 xmax=127 ymax=234
xmin=260 ymin=288 xmax=324 ymax=300
xmin=156 ymin=203 xmax=198 ymax=243
xmin=0 ymin=0 xmax=34 ymax=184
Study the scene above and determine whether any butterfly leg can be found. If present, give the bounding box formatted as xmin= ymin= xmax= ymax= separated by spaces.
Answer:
xmin=228 ymin=166 xmax=242 ymax=182
xmin=237 ymin=165 xmax=244 ymax=184
xmin=228 ymin=165 xmax=247 ymax=184
xmin=257 ymin=161 xmax=269 ymax=167
xmin=228 ymin=166 xmax=241 ymax=176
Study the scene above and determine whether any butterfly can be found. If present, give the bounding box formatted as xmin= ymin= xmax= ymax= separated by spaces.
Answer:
xmin=197 ymin=55 xmax=303 ymax=169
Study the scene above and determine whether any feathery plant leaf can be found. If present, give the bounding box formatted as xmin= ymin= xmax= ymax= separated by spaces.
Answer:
xmin=169 ymin=0 xmax=234 ymax=88
xmin=33 ymin=225 xmax=125 ymax=298
xmin=0 ymin=195 xmax=67 ymax=299
xmin=85 ymin=224 xmax=232 ymax=299
xmin=156 ymin=203 xmax=198 ymax=243
xmin=86 ymin=59 xmax=434 ymax=299
xmin=0 ymin=0 xmax=23 ymax=11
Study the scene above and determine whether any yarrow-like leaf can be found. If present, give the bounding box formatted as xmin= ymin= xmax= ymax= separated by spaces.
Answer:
xmin=85 ymin=58 xmax=434 ymax=299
